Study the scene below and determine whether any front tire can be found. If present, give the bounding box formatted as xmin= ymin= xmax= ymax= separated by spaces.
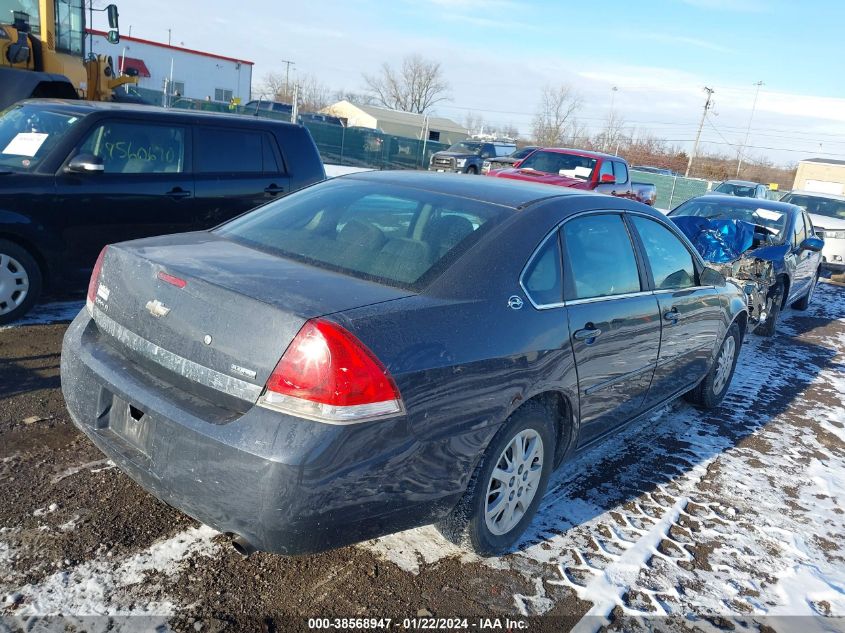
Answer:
xmin=753 ymin=279 xmax=783 ymax=337
xmin=466 ymin=165 xmax=478 ymax=175
xmin=685 ymin=322 xmax=741 ymax=409
xmin=0 ymin=239 xmax=42 ymax=325
xmin=436 ymin=401 xmax=555 ymax=557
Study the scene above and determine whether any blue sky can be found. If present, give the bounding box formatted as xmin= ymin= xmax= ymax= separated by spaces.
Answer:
xmin=110 ymin=0 xmax=845 ymax=165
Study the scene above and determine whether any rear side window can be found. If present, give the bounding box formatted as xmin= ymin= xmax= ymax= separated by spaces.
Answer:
xmin=522 ymin=234 xmax=563 ymax=306
xmin=562 ymin=214 xmax=641 ymax=300
xmin=78 ymin=120 xmax=186 ymax=174
xmin=195 ymin=128 xmax=279 ymax=174
xmin=793 ymin=212 xmax=807 ymax=246
xmin=631 ymin=216 xmax=696 ymax=290
xmin=215 ymin=179 xmax=508 ymax=290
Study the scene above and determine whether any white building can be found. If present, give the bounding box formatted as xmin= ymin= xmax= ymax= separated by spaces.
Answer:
xmin=87 ymin=29 xmax=253 ymax=104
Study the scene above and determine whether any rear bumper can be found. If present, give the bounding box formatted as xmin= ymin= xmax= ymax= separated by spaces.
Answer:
xmin=60 ymin=311 xmax=463 ymax=555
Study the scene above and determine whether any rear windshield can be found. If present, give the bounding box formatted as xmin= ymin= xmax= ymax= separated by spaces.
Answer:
xmin=215 ymin=179 xmax=510 ymax=291
xmin=0 ymin=104 xmax=81 ymax=172
xmin=781 ymin=194 xmax=845 ymax=220
xmin=518 ymin=150 xmax=597 ymax=180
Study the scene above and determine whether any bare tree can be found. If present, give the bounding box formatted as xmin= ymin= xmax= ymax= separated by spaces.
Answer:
xmin=531 ymin=84 xmax=582 ymax=147
xmin=333 ymin=89 xmax=377 ymax=106
xmin=594 ymin=109 xmax=627 ymax=154
xmin=464 ymin=111 xmax=485 ymax=136
xmin=255 ymin=72 xmax=331 ymax=112
xmin=363 ymin=54 xmax=450 ymax=114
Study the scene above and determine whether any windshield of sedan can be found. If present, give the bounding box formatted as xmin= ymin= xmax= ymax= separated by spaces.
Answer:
xmin=518 ymin=150 xmax=597 ymax=179
xmin=0 ymin=105 xmax=81 ymax=172
xmin=671 ymin=199 xmax=789 ymax=242
xmin=215 ymin=179 xmax=510 ymax=290
xmin=714 ymin=182 xmax=758 ymax=197
xmin=780 ymin=193 xmax=845 ymax=220
xmin=447 ymin=142 xmax=483 ymax=154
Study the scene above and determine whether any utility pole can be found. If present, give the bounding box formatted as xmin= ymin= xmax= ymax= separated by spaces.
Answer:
xmin=167 ymin=29 xmax=171 ymax=46
xmin=290 ymin=82 xmax=299 ymax=123
xmin=685 ymin=86 xmax=714 ymax=178
xmin=281 ymin=59 xmax=295 ymax=100
xmin=736 ymin=80 xmax=764 ymax=177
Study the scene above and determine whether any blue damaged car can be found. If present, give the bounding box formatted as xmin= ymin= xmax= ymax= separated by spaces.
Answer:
xmin=669 ymin=195 xmax=823 ymax=336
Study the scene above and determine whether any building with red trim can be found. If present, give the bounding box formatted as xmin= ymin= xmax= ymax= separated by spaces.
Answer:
xmin=87 ymin=29 xmax=253 ymax=105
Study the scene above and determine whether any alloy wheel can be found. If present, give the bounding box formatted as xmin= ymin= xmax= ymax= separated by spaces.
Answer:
xmin=713 ymin=335 xmax=736 ymax=396
xmin=0 ymin=253 xmax=29 ymax=316
xmin=484 ymin=429 xmax=544 ymax=536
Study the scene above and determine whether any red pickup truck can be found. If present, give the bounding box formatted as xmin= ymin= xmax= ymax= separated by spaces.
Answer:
xmin=486 ymin=148 xmax=657 ymax=206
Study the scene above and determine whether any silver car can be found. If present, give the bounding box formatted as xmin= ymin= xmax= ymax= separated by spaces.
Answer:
xmin=780 ymin=190 xmax=845 ymax=272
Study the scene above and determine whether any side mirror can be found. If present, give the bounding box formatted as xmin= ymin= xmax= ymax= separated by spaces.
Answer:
xmin=700 ymin=266 xmax=726 ymax=287
xmin=800 ymin=236 xmax=824 ymax=252
xmin=106 ymin=4 xmax=119 ymax=29
xmin=600 ymin=173 xmax=615 ymax=184
xmin=66 ymin=154 xmax=105 ymax=173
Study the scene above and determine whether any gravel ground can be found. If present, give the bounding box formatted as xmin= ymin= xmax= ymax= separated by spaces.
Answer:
xmin=1 ymin=283 xmax=844 ymax=632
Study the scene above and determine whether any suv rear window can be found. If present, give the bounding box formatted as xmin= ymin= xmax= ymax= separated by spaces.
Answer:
xmin=214 ymin=179 xmax=509 ymax=290
xmin=195 ymin=128 xmax=279 ymax=173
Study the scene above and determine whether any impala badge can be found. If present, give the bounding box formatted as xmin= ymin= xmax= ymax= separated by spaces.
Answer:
xmin=145 ymin=299 xmax=171 ymax=318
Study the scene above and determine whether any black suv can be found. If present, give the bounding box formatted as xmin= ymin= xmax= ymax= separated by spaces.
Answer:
xmin=428 ymin=140 xmax=516 ymax=175
xmin=0 ymin=100 xmax=325 ymax=323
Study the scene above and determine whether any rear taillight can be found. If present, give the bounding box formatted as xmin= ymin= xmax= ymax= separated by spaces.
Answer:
xmin=86 ymin=246 xmax=108 ymax=314
xmin=258 ymin=319 xmax=403 ymax=423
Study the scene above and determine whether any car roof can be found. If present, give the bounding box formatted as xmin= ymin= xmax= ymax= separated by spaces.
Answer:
xmin=17 ymin=99 xmax=298 ymax=127
xmin=685 ymin=194 xmax=800 ymax=213
xmin=340 ymin=170 xmax=595 ymax=209
xmin=786 ymin=189 xmax=845 ymax=201
xmin=536 ymin=147 xmax=622 ymax=161
xmin=719 ymin=179 xmax=763 ymax=186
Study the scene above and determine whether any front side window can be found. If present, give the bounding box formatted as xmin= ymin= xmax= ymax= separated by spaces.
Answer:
xmin=522 ymin=234 xmax=562 ymax=307
xmin=0 ymin=104 xmax=80 ymax=172
xmin=631 ymin=216 xmax=696 ymax=290
xmin=562 ymin=214 xmax=641 ymax=301
xmin=78 ymin=121 xmax=186 ymax=174
xmin=215 ymin=179 xmax=509 ymax=290
xmin=793 ymin=212 xmax=807 ymax=246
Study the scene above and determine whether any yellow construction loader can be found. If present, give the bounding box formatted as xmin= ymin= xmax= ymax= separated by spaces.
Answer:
xmin=0 ymin=0 xmax=138 ymax=110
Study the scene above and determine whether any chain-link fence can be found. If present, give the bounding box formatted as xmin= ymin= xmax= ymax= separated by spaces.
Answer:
xmin=630 ymin=170 xmax=709 ymax=211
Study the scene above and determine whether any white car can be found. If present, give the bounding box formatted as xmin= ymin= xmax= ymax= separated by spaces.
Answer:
xmin=780 ymin=190 xmax=845 ymax=272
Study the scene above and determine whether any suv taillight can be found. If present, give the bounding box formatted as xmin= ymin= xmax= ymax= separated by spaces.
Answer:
xmin=259 ymin=319 xmax=403 ymax=423
xmin=86 ymin=246 xmax=108 ymax=314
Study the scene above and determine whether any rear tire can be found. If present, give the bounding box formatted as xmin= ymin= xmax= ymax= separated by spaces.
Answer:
xmin=753 ymin=279 xmax=784 ymax=337
xmin=685 ymin=322 xmax=741 ymax=409
xmin=436 ymin=401 xmax=555 ymax=557
xmin=792 ymin=269 xmax=819 ymax=311
xmin=0 ymin=239 xmax=42 ymax=325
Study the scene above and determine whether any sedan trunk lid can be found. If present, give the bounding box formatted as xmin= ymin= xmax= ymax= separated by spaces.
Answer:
xmin=90 ymin=232 xmax=413 ymax=407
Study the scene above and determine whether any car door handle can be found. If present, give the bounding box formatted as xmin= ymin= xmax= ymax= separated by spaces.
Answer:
xmin=573 ymin=327 xmax=602 ymax=341
xmin=664 ymin=308 xmax=680 ymax=322
xmin=165 ymin=188 xmax=191 ymax=200
xmin=264 ymin=184 xmax=285 ymax=195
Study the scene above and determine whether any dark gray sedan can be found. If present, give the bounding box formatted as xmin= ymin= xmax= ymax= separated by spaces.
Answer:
xmin=60 ymin=172 xmax=749 ymax=557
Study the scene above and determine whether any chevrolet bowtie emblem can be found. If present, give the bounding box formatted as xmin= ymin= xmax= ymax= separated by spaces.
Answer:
xmin=145 ymin=299 xmax=171 ymax=318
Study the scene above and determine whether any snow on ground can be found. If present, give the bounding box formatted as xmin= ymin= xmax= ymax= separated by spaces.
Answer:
xmin=0 ymin=300 xmax=83 ymax=330
xmin=362 ymin=281 xmax=845 ymax=627
xmin=5 ymin=526 xmax=218 ymax=622
xmin=2 ymin=281 xmax=843 ymax=625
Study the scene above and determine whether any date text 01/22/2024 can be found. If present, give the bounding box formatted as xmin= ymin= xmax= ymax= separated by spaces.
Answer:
xmin=306 ymin=618 xmax=529 ymax=630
